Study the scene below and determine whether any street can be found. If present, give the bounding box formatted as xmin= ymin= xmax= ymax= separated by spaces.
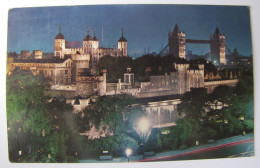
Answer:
xmin=80 ymin=133 xmax=254 ymax=163
xmin=141 ymin=139 xmax=254 ymax=162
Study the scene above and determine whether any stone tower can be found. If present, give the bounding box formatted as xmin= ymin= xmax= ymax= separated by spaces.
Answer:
xmin=54 ymin=25 xmax=66 ymax=58
xmin=168 ymin=24 xmax=186 ymax=59
xmin=83 ymin=26 xmax=93 ymax=55
xmin=91 ymin=29 xmax=100 ymax=62
xmin=210 ymin=27 xmax=226 ymax=65
xmin=118 ymin=29 xmax=127 ymax=56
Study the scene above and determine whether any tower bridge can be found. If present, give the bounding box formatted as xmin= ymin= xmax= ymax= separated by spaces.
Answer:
xmin=185 ymin=39 xmax=210 ymax=44
xmin=160 ymin=24 xmax=226 ymax=65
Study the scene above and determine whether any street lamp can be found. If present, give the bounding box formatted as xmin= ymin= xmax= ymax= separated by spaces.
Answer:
xmin=135 ymin=117 xmax=151 ymax=159
xmin=18 ymin=150 xmax=22 ymax=162
xmin=239 ymin=116 xmax=246 ymax=135
xmin=18 ymin=150 xmax=22 ymax=156
xmin=125 ymin=148 xmax=132 ymax=163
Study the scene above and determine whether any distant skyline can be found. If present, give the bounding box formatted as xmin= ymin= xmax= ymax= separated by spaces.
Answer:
xmin=7 ymin=5 xmax=252 ymax=57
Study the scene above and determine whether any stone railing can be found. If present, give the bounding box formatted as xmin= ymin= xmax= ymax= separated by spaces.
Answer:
xmin=204 ymin=79 xmax=238 ymax=86
xmin=51 ymin=84 xmax=76 ymax=91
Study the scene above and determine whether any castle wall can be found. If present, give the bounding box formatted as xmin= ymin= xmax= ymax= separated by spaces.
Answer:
xmin=20 ymin=50 xmax=31 ymax=59
xmin=135 ymin=89 xmax=179 ymax=98
xmin=137 ymin=64 xmax=205 ymax=97
xmin=33 ymin=50 xmax=43 ymax=59
xmin=75 ymin=72 xmax=106 ymax=97
xmin=10 ymin=59 xmax=73 ymax=85
xmin=76 ymin=82 xmax=95 ymax=97
xmin=54 ymin=59 xmax=73 ymax=85
xmin=140 ymin=82 xmax=151 ymax=91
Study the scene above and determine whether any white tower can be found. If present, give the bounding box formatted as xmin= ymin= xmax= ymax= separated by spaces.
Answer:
xmin=54 ymin=25 xmax=66 ymax=58
xmin=118 ymin=28 xmax=127 ymax=56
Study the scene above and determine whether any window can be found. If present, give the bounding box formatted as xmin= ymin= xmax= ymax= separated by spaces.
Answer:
xmin=94 ymin=83 xmax=98 ymax=89
xmin=65 ymin=70 xmax=68 ymax=75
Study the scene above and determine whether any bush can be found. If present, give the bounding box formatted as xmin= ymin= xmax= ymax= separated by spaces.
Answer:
xmin=90 ymin=134 xmax=139 ymax=157
xmin=202 ymin=127 xmax=217 ymax=140
xmin=243 ymin=120 xmax=254 ymax=132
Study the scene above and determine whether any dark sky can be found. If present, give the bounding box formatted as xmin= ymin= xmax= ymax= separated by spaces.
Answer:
xmin=7 ymin=5 xmax=252 ymax=57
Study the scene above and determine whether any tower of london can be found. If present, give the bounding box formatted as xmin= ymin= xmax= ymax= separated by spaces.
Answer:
xmin=54 ymin=25 xmax=128 ymax=75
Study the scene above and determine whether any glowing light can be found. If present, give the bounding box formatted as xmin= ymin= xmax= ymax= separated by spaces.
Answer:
xmin=161 ymin=130 xmax=170 ymax=135
xmin=125 ymin=148 xmax=132 ymax=157
xmin=239 ymin=116 xmax=245 ymax=121
xmin=138 ymin=117 xmax=150 ymax=133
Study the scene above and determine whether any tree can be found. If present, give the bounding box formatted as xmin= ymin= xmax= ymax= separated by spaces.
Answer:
xmin=208 ymin=85 xmax=233 ymax=121
xmin=81 ymin=94 xmax=145 ymax=136
xmin=174 ymin=118 xmax=202 ymax=146
xmin=46 ymin=97 xmax=79 ymax=162
xmin=7 ymin=69 xmax=51 ymax=162
xmin=177 ymin=88 xmax=209 ymax=120
xmin=6 ymin=69 xmax=76 ymax=162
xmin=91 ymin=134 xmax=139 ymax=157
xmin=96 ymin=56 xmax=133 ymax=82
xmin=233 ymin=69 xmax=254 ymax=120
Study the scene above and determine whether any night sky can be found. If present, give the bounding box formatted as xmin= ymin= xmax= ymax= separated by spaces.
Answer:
xmin=7 ymin=5 xmax=252 ymax=57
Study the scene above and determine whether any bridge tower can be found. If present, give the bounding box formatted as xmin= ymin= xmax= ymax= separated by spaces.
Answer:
xmin=210 ymin=27 xmax=226 ymax=65
xmin=168 ymin=24 xmax=186 ymax=59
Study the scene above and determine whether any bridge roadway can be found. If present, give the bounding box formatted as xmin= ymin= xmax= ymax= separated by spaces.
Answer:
xmin=186 ymin=39 xmax=211 ymax=44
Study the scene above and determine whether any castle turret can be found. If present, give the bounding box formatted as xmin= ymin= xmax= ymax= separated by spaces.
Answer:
xmin=92 ymin=29 xmax=99 ymax=49
xmin=54 ymin=25 xmax=66 ymax=58
xmin=83 ymin=26 xmax=92 ymax=55
xmin=118 ymin=28 xmax=127 ymax=56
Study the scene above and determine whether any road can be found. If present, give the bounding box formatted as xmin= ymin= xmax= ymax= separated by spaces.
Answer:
xmin=141 ymin=139 xmax=254 ymax=162
xmin=80 ymin=133 xmax=254 ymax=163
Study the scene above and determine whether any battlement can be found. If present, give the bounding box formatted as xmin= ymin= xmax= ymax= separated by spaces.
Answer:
xmin=67 ymin=47 xmax=84 ymax=52
xmin=187 ymin=69 xmax=203 ymax=74
xmin=76 ymin=75 xmax=105 ymax=82
xmin=71 ymin=53 xmax=90 ymax=61
xmin=198 ymin=64 xmax=204 ymax=70
xmin=174 ymin=63 xmax=190 ymax=71
xmin=174 ymin=63 xmax=204 ymax=71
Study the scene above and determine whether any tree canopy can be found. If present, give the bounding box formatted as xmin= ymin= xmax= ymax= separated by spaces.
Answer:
xmin=80 ymin=94 xmax=145 ymax=136
xmin=6 ymin=69 xmax=76 ymax=162
xmin=174 ymin=68 xmax=254 ymax=146
xmin=177 ymin=88 xmax=209 ymax=120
